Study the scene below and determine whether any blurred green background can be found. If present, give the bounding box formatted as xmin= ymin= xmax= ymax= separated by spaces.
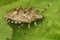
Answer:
xmin=0 ymin=0 xmax=60 ymax=40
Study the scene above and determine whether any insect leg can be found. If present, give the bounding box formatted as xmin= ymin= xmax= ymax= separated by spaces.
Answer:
xmin=20 ymin=23 xmax=24 ymax=26
xmin=28 ymin=23 xmax=30 ymax=29
xmin=18 ymin=23 xmax=24 ymax=28
xmin=34 ymin=21 xmax=37 ymax=26
xmin=18 ymin=26 xmax=21 ymax=29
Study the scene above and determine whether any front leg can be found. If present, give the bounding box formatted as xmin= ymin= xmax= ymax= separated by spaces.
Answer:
xmin=34 ymin=21 xmax=37 ymax=26
xmin=28 ymin=23 xmax=30 ymax=29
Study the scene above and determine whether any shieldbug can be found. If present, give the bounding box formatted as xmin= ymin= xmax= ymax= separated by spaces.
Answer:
xmin=4 ymin=7 xmax=43 ymax=29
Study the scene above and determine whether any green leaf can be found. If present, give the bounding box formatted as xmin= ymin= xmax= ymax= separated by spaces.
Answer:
xmin=0 ymin=0 xmax=60 ymax=40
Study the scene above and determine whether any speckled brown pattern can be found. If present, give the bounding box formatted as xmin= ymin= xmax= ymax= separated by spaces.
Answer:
xmin=4 ymin=7 xmax=43 ymax=29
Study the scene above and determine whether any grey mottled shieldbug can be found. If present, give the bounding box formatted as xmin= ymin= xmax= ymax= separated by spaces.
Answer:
xmin=4 ymin=7 xmax=43 ymax=29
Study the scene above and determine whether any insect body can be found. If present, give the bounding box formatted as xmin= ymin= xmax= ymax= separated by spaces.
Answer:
xmin=4 ymin=7 xmax=43 ymax=29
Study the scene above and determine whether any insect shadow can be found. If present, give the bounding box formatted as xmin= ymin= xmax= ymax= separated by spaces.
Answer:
xmin=6 ymin=18 xmax=44 ymax=40
xmin=7 ymin=22 xmax=28 ymax=31
xmin=7 ymin=22 xmax=28 ymax=40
